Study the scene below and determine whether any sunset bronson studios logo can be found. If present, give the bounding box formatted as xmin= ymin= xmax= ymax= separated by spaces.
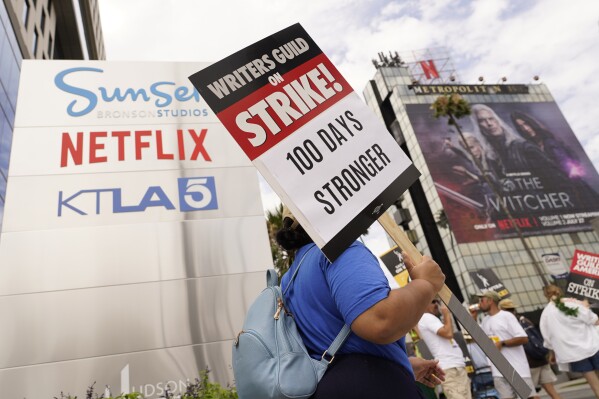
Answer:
xmin=58 ymin=177 xmax=218 ymax=216
xmin=54 ymin=67 xmax=210 ymax=119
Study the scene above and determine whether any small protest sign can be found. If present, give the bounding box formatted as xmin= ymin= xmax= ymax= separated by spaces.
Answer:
xmin=469 ymin=268 xmax=510 ymax=298
xmin=540 ymin=252 xmax=568 ymax=275
xmin=189 ymin=23 xmax=419 ymax=261
xmin=566 ymin=249 xmax=599 ymax=303
xmin=380 ymin=246 xmax=409 ymax=287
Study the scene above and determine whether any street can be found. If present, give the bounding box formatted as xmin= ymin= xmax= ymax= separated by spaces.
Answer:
xmin=539 ymin=379 xmax=596 ymax=399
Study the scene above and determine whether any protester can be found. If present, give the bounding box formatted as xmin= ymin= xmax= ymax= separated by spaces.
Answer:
xmin=477 ymin=291 xmax=537 ymax=398
xmin=418 ymin=299 xmax=472 ymax=399
xmin=499 ymin=298 xmax=562 ymax=399
xmin=540 ymin=284 xmax=599 ymax=398
xmin=276 ymin=206 xmax=446 ymax=398
xmin=464 ymin=332 xmax=497 ymax=397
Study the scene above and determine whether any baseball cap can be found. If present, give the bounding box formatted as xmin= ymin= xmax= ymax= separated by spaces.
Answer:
xmin=282 ymin=205 xmax=299 ymax=229
xmin=498 ymin=298 xmax=517 ymax=310
xmin=476 ymin=291 xmax=500 ymax=303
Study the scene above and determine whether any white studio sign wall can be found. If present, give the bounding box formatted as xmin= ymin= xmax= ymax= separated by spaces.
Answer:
xmin=0 ymin=61 xmax=272 ymax=398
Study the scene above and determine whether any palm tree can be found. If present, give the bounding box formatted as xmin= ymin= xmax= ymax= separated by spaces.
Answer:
xmin=434 ymin=209 xmax=449 ymax=230
xmin=431 ymin=94 xmax=548 ymax=286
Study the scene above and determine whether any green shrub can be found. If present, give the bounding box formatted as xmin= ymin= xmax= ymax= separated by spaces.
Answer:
xmin=53 ymin=369 xmax=237 ymax=399
xmin=178 ymin=369 xmax=237 ymax=399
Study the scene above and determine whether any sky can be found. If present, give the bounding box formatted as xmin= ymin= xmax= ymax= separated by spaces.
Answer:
xmin=98 ymin=0 xmax=599 ymax=255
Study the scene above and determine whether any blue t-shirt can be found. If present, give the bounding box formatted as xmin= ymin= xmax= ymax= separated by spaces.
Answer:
xmin=281 ymin=242 xmax=413 ymax=376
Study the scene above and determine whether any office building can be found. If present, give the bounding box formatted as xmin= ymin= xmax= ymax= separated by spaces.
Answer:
xmin=364 ymin=50 xmax=599 ymax=312
xmin=0 ymin=0 xmax=105 ymax=231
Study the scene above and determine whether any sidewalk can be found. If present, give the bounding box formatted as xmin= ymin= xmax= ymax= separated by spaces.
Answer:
xmin=539 ymin=377 xmax=591 ymax=398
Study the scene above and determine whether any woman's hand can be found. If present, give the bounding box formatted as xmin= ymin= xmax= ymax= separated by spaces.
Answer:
xmin=409 ymin=357 xmax=445 ymax=387
xmin=403 ymin=252 xmax=445 ymax=293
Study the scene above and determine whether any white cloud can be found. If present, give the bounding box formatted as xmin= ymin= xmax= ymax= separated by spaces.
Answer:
xmin=98 ymin=0 xmax=599 ymax=255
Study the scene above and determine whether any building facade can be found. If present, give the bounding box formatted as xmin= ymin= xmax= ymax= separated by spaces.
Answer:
xmin=0 ymin=0 xmax=104 ymax=232
xmin=364 ymin=58 xmax=599 ymax=313
xmin=1 ymin=58 xmax=274 ymax=398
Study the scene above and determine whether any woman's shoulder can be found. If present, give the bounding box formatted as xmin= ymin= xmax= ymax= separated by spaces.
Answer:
xmin=338 ymin=241 xmax=377 ymax=261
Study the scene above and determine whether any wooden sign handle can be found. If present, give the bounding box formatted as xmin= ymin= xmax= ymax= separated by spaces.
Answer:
xmin=377 ymin=212 xmax=453 ymax=303
xmin=377 ymin=211 xmax=531 ymax=398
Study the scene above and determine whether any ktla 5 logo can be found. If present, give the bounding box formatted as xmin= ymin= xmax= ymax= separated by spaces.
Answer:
xmin=57 ymin=177 xmax=218 ymax=216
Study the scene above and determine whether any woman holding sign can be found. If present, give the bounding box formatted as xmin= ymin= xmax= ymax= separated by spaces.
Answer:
xmin=277 ymin=206 xmax=446 ymax=398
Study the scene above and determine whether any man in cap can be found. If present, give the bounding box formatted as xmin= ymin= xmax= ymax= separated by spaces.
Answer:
xmin=477 ymin=291 xmax=537 ymax=398
xmin=499 ymin=299 xmax=561 ymax=399
xmin=418 ymin=298 xmax=472 ymax=399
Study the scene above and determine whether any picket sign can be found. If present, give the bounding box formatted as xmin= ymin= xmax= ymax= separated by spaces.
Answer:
xmin=378 ymin=212 xmax=531 ymax=398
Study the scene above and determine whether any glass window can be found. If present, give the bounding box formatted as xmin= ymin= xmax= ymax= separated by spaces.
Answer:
xmin=0 ymin=0 xmax=22 ymax=228
xmin=0 ymin=84 xmax=8 ymax=121
xmin=5 ymin=58 xmax=18 ymax=112
xmin=22 ymin=0 xmax=30 ymax=27
xmin=0 ymin=200 xmax=4 ymax=225
xmin=47 ymin=34 xmax=52 ymax=57
xmin=32 ymin=28 xmax=38 ymax=57
xmin=0 ymin=118 xmax=10 ymax=173
xmin=0 ymin=174 xmax=6 ymax=204
xmin=40 ymin=10 xmax=45 ymax=32
xmin=513 ymin=278 xmax=524 ymax=291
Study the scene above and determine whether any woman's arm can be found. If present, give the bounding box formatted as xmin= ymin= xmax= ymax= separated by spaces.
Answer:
xmin=351 ymin=253 xmax=445 ymax=344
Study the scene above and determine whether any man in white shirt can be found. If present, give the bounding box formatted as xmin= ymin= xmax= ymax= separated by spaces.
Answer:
xmin=499 ymin=298 xmax=561 ymax=399
xmin=477 ymin=291 xmax=537 ymax=399
xmin=418 ymin=298 xmax=472 ymax=399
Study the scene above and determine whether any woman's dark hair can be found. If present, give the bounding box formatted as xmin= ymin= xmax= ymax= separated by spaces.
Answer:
xmin=275 ymin=217 xmax=313 ymax=251
xmin=510 ymin=111 xmax=552 ymax=140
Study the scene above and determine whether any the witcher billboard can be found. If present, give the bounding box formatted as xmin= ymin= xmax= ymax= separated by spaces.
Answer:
xmin=405 ymin=101 xmax=599 ymax=243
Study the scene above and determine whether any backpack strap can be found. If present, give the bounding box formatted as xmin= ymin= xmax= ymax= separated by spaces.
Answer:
xmin=320 ymin=324 xmax=352 ymax=365
xmin=266 ymin=269 xmax=278 ymax=287
xmin=283 ymin=244 xmax=316 ymax=295
xmin=282 ymin=243 xmax=352 ymax=363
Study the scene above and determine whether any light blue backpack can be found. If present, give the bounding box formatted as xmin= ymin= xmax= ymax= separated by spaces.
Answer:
xmin=233 ymin=247 xmax=351 ymax=399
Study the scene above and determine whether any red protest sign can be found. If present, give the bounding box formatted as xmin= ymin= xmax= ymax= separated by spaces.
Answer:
xmin=567 ymin=249 xmax=599 ymax=302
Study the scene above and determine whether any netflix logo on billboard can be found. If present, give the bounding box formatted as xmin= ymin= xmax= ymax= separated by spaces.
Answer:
xmin=419 ymin=60 xmax=440 ymax=80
